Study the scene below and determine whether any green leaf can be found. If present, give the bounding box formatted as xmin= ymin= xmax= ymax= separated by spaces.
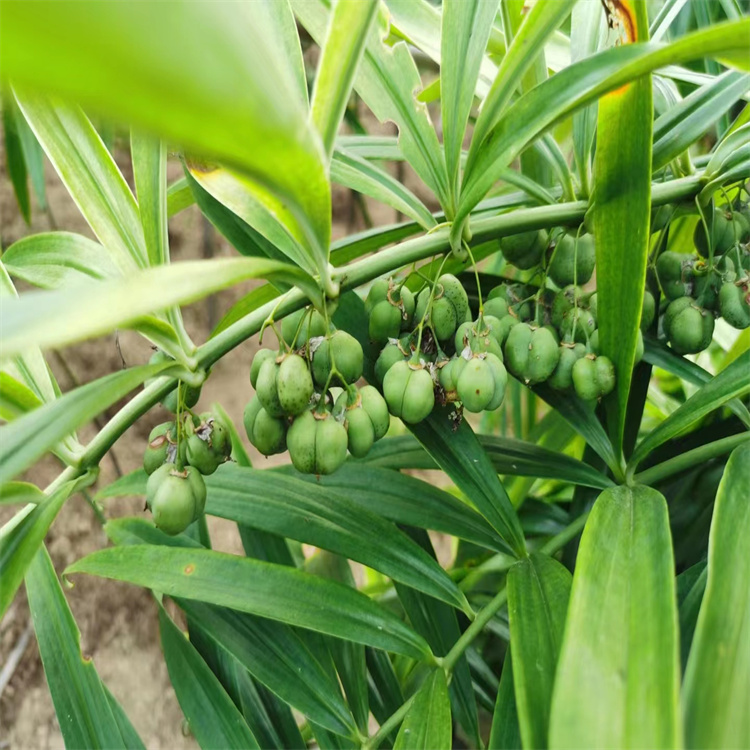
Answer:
xmin=653 ymin=70 xmax=750 ymax=170
xmin=287 ymin=461 xmax=508 ymax=553
xmin=683 ymin=442 xmax=750 ymax=749
xmin=65 ymin=545 xmax=432 ymax=659
xmin=363 ymin=434 xmax=614 ymax=490
xmin=489 ymin=654 xmax=522 ymax=750
xmin=131 ymin=133 xmax=169 ymax=267
xmin=676 ymin=561 xmax=707 ymax=673
xmin=311 ymin=0 xmax=378 ymax=160
xmin=3 ymin=232 xmax=121 ymax=289
xmin=95 ymin=469 xmax=148 ymax=501
xmin=158 ymin=603 xmax=261 ymax=749
xmin=205 ymin=464 xmax=471 ymax=613
xmin=409 ymin=406 xmax=527 ymax=557
xmin=533 ymin=384 xmax=621 ymax=476
xmin=0 ymin=482 xmax=75 ymax=617
xmin=507 ymin=553 xmax=572 ymax=750
xmin=629 ymin=350 xmax=750 ymax=473
xmin=394 ymin=669 xmax=451 ymax=750
xmin=25 ymin=545 xmax=140 ymax=749
xmin=3 ymin=0 xmax=332 ymax=267
xmin=440 ymin=0 xmax=497 ymax=209
xmin=0 ymin=363 xmax=167 ymax=484
xmin=0 ymin=481 xmax=44 ymax=506
xmin=593 ymin=3 xmax=653 ymax=459
xmin=292 ymin=0 xmax=450 ymax=208
xmin=455 ymin=17 xmax=750 ymax=241
xmin=166 ymin=177 xmax=194 ymax=217
xmin=642 ymin=337 xmax=750 ymax=428
xmin=465 ymin=0 xmax=577 ymax=179
xmin=210 ymin=284 xmax=281 ymax=337
xmin=0 ymin=257 xmax=314 ymax=359
xmin=15 ymin=92 xmax=146 ymax=272
xmin=0 ymin=371 xmax=42 ymax=421
xmin=2 ymin=88 xmax=31 ymax=223
xmin=331 ymin=147 xmax=436 ymax=229
xmin=549 ymin=485 xmax=680 ymax=749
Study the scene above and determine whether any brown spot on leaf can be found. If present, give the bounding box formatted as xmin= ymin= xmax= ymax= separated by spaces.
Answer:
xmin=184 ymin=564 xmax=195 ymax=575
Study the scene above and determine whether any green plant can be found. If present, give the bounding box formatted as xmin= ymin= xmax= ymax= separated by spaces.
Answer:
xmin=1 ymin=1 xmax=750 ymax=748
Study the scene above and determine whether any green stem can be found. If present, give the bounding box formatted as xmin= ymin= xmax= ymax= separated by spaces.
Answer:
xmin=363 ymin=694 xmax=416 ymax=750
xmin=634 ymin=433 xmax=750 ymax=486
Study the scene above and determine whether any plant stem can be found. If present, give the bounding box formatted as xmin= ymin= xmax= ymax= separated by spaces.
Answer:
xmin=363 ymin=694 xmax=416 ymax=750
xmin=634 ymin=432 xmax=750 ymax=486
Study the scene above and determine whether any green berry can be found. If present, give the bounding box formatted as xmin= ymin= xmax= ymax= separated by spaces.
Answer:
xmin=456 ymin=357 xmax=496 ymax=412
xmin=250 ymin=349 xmax=276 ymax=389
xmin=280 ymin=308 xmax=327 ymax=347
xmin=719 ymin=282 xmax=750 ymax=329
xmin=694 ymin=208 xmax=750 ymax=257
xmin=277 ymin=354 xmax=314 ymax=415
xmin=143 ymin=422 xmax=175 ymax=475
xmin=504 ymin=324 xmax=560 ymax=385
xmin=312 ymin=331 xmax=364 ymax=387
xmin=255 ymin=359 xmax=285 ymax=417
xmin=244 ymin=397 xmax=287 ymax=456
xmin=146 ymin=463 xmax=206 ymax=536
xmin=499 ymin=229 xmax=548 ymax=270
xmin=656 ymin=251 xmax=695 ymax=300
xmin=287 ymin=411 xmax=348 ymax=475
xmin=548 ymin=232 xmax=596 ymax=287
xmin=439 ymin=274 xmax=472 ymax=325
xmin=430 ymin=297 xmax=458 ymax=341
xmin=548 ymin=343 xmax=587 ymax=391
xmin=382 ymin=360 xmax=435 ymax=424
xmin=664 ymin=297 xmax=715 ymax=354
xmin=374 ymin=340 xmax=410 ymax=384
xmin=360 ymin=385 xmax=390 ymax=441
xmin=641 ymin=290 xmax=656 ymax=331
xmin=369 ymin=299 xmax=402 ymax=343
xmin=572 ymin=355 xmax=616 ymax=401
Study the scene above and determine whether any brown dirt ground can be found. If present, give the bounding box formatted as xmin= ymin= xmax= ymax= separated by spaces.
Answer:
xmin=0 ymin=115 xmax=453 ymax=748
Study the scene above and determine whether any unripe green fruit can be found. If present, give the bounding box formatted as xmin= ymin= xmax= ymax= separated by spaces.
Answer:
xmin=455 ymin=317 xmax=504 ymax=360
xmin=185 ymin=433 xmax=222 ymax=475
xmin=399 ymin=287 xmax=416 ymax=330
xmin=572 ymin=355 xmax=616 ymax=401
xmin=438 ymin=356 xmax=465 ymax=393
xmin=369 ymin=299 xmax=402 ymax=343
xmin=243 ymin=397 xmax=287 ymax=455
xmin=312 ymin=331 xmax=364 ymax=387
xmin=484 ymin=353 xmax=507 ymax=410
xmin=548 ymin=232 xmax=596 ymax=287
xmin=250 ymin=349 xmax=276 ymax=389
xmin=374 ymin=340 xmax=410 ymax=384
xmin=146 ymin=463 xmax=206 ymax=536
xmin=664 ymin=297 xmax=715 ymax=354
xmin=185 ymin=414 xmax=231 ymax=475
xmin=587 ymin=292 xmax=598 ymax=320
xmin=656 ymin=251 xmax=695 ymax=300
xmin=360 ymin=385 xmax=390 ymax=440
xmin=277 ymin=354 xmax=314 ymax=415
xmin=287 ymin=411 xmax=348 ymax=475
xmin=560 ymin=308 xmax=597 ymax=344
xmin=548 ymin=343 xmax=587 ymax=391
xmin=280 ymin=308 xmax=327 ymax=347
xmin=694 ymin=208 xmax=750 ymax=257
xmin=456 ymin=357 xmax=495 ymax=412
xmin=641 ymin=290 xmax=656 ymax=331
xmin=634 ymin=329 xmax=644 ymax=364
xmin=255 ymin=359 xmax=285 ymax=417
xmin=551 ymin=286 xmax=582 ymax=329
xmin=719 ymin=282 xmax=750 ymax=329
xmin=430 ymin=297 xmax=458 ymax=341
xmin=345 ymin=407 xmax=375 ymax=458
xmin=504 ymin=324 xmax=560 ymax=384
xmin=382 ymin=361 xmax=435 ymax=424
xmin=143 ymin=422 xmax=175 ymax=475
xmin=500 ymin=229 xmax=548 ymax=270
xmin=365 ymin=278 xmax=390 ymax=313
xmin=439 ymin=274 xmax=472 ymax=324
xmin=483 ymin=296 xmax=509 ymax=320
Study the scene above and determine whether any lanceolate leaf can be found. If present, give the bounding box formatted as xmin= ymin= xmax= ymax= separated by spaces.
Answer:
xmin=331 ymin=148 xmax=436 ymax=229
xmin=287 ymin=462 xmax=508 ymax=553
xmin=507 ymin=553 xmax=572 ymax=749
xmin=489 ymin=654 xmax=522 ymax=750
xmin=394 ymin=669 xmax=452 ymax=750
xmin=440 ymin=0 xmax=497 ymax=209
xmin=676 ymin=561 xmax=707 ymax=672
xmin=158 ymin=604 xmax=261 ymax=749
xmin=2 ymin=0 xmax=332 ymax=268
xmin=0 ymin=481 xmax=75 ymax=617
xmin=0 ymin=363 xmax=169 ymax=485
xmin=15 ymin=92 xmax=146 ymax=272
xmin=131 ymin=133 xmax=169 ymax=267
xmin=66 ymin=545 xmax=432 ymax=659
xmin=0 ymin=257 xmax=315 ymax=360
xmin=205 ymin=464 xmax=471 ymax=612
xmin=455 ymin=17 xmax=750 ymax=242
xmin=683 ymin=442 xmax=750 ymax=749
xmin=549 ymin=485 xmax=680 ymax=749
xmin=593 ymin=1 xmax=653 ymax=459
xmin=629 ymin=350 xmax=750 ymax=472
xmin=2 ymin=88 xmax=31 ymax=223
xmin=3 ymin=232 xmax=121 ymax=289
xmin=26 ymin=546 xmax=141 ymax=749
xmin=311 ymin=0 xmax=379 ymax=160
xmin=410 ymin=406 xmax=527 ymax=558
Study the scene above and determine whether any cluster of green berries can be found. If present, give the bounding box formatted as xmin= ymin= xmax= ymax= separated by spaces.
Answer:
xmin=244 ymin=308 xmax=389 ymax=475
xmin=141 ymin=350 xmax=231 ymax=534
xmin=655 ymin=205 xmax=750 ymax=353
xmin=142 ymin=411 xmax=231 ymax=535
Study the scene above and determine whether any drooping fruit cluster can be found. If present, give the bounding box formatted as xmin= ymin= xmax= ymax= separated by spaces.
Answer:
xmin=244 ymin=307 xmax=389 ymax=474
xmin=654 ymin=204 xmax=750 ymax=353
xmin=141 ymin=411 xmax=231 ymax=534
